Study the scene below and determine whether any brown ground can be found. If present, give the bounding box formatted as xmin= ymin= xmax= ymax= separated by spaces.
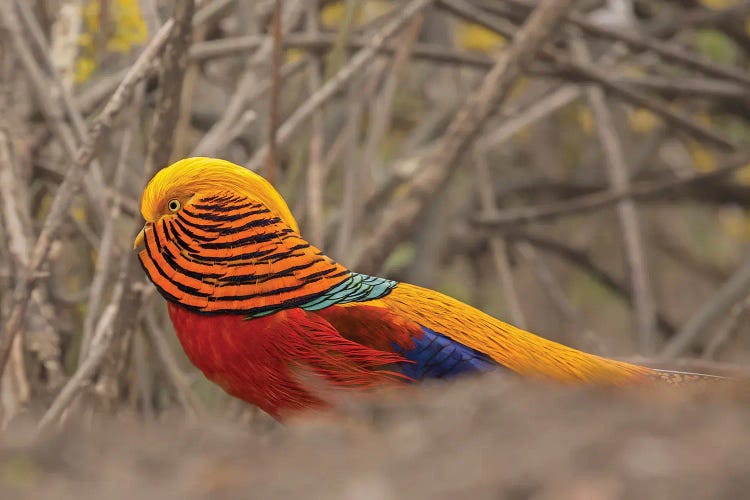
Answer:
xmin=2 ymin=376 xmax=750 ymax=500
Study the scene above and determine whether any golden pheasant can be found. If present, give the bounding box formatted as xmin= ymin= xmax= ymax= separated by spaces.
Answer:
xmin=134 ymin=157 xmax=719 ymax=419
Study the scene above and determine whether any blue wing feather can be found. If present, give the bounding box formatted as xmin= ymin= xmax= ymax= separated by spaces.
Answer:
xmin=395 ymin=326 xmax=499 ymax=380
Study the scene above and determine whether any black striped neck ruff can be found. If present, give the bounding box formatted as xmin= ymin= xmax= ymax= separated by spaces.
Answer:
xmin=138 ymin=193 xmax=351 ymax=316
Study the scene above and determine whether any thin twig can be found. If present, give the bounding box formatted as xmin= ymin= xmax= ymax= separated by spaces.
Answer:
xmin=662 ymin=257 xmax=750 ymax=359
xmin=507 ymin=231 xmax=677 ymax=335
xmin=334 ymin=55 xmax=396 ymax=258
xmin=0 ymin=130 xmax=30 ymax=270
xmin=479 ymin=85 xmax=581 ymax=150
xmin=190 ymin=31 xmax=499 ymax=68
xmin=304 ymin=1 xmax=325 ymax=246
xmin=171 ymin=21 xmax=207 ymax=161
xmin=324 ymin=0 xmax=363 ymax=80
xmin=0 ymin=128 xmax=32 ymax=421
xmin=619 ymin=75 xmax=750 ymax=102
xmin=474 ymin=149 xmax=527 ymax=328
xmin=333 ymin=75 xmax=367 ymax=259
xmin=516 ymin=241 xmax=606 ymax=354
xmin=361 ymin=14 xmax=423 ymax=185
xmin=144 ymin=310 xmax=202 ymax=419
xmin=144 ymin=1 xmax=195 ymax=174
xmin=267 ymin=0 xmax=283 ymax=185
xmin=79 ymin=127 xmax=132 ymax=361
xmin=36 ymin=274 xmax=126 ymax=433
xmin=132 ymin=331 xmax=155 ymax=420
xmin=702 ymin=296 xmax=750 ymax=360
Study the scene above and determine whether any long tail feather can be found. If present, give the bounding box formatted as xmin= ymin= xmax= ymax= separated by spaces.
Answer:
xmin=384 ymin=284 xmax=723 ymax=385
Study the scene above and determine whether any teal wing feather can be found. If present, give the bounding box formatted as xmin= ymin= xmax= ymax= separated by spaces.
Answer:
xmin=249 ymin=273 xmax=396 ymax=318
xmin=299 ymin=273 xmax=397 ymax=310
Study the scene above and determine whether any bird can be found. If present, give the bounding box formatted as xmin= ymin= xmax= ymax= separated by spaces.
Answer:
xmin=135 ymin=157 xmax=720 ymax=420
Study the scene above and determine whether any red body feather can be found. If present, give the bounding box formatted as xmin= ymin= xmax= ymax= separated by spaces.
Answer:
xmin=167 ymin=302 xmax=414 ymax=418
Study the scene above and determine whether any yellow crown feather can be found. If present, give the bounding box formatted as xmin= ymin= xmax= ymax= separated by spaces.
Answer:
xmin=139 ymin=157 xmax=299 ymax=233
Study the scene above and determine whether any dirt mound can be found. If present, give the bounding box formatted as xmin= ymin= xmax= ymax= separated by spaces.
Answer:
xmin=2 ymin=376 xmax=749 ymax=499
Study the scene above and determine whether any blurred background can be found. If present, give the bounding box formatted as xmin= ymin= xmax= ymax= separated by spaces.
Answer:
xmin=2 ymin=0 xmax=750 ymax=496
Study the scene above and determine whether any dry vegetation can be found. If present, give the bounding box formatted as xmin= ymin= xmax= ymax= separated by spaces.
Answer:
xmin=1 ymin=0 xmax=750 ymax=497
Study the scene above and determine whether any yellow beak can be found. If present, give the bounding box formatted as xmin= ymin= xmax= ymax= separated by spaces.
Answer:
xmin=133 ymin=225 xmax=147 ymax=251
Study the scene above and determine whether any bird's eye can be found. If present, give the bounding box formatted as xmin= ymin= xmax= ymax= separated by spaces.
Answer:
xmin=167 ymin=199 xmax=181 ymax=212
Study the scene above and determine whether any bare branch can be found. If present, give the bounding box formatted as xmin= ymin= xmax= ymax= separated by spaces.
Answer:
xmin=355 ymin=0 xmax=575 ymax=273
xmin=192 ymin=1 xmax=305 ymax=157
xmin=247 ymin=0 xmax=436 ymax=170
xmin=37 ymin=275 xmax=126 ymax=433
xmin=662 ymin=257 xmax=750 ymax=359
xmin=475 ymin=153 xmax=750 ymax=227
xmin=79 ymin=127 xmax=133 ymax=361
xmin=505 ymin=0 xmax=750 ymax=88
xmin=437 ymin=0 xmax=737 ymax=151
xmin=304 ymin=1 xmax=325 ymax=246
xmin=474 ymin=149 xmax=527 ymax=328
xmin=144 ymin=310 xmax=202 ymax=419
xmin=0 ymin=9 xmax=175 ymax=381
xmin=266 ymin=0 xmax=284 ymax=185
xmin=572 ymin=35 xmax=656 ymax=354
xmin=144 ymin=0 xmax=195 ymax=175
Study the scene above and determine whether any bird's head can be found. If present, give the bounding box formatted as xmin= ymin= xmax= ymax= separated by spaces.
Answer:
xmin=134 ymin=157 xmax=345 ymax=315
xmin=134 ymin=157 xmax=298 ymax=249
